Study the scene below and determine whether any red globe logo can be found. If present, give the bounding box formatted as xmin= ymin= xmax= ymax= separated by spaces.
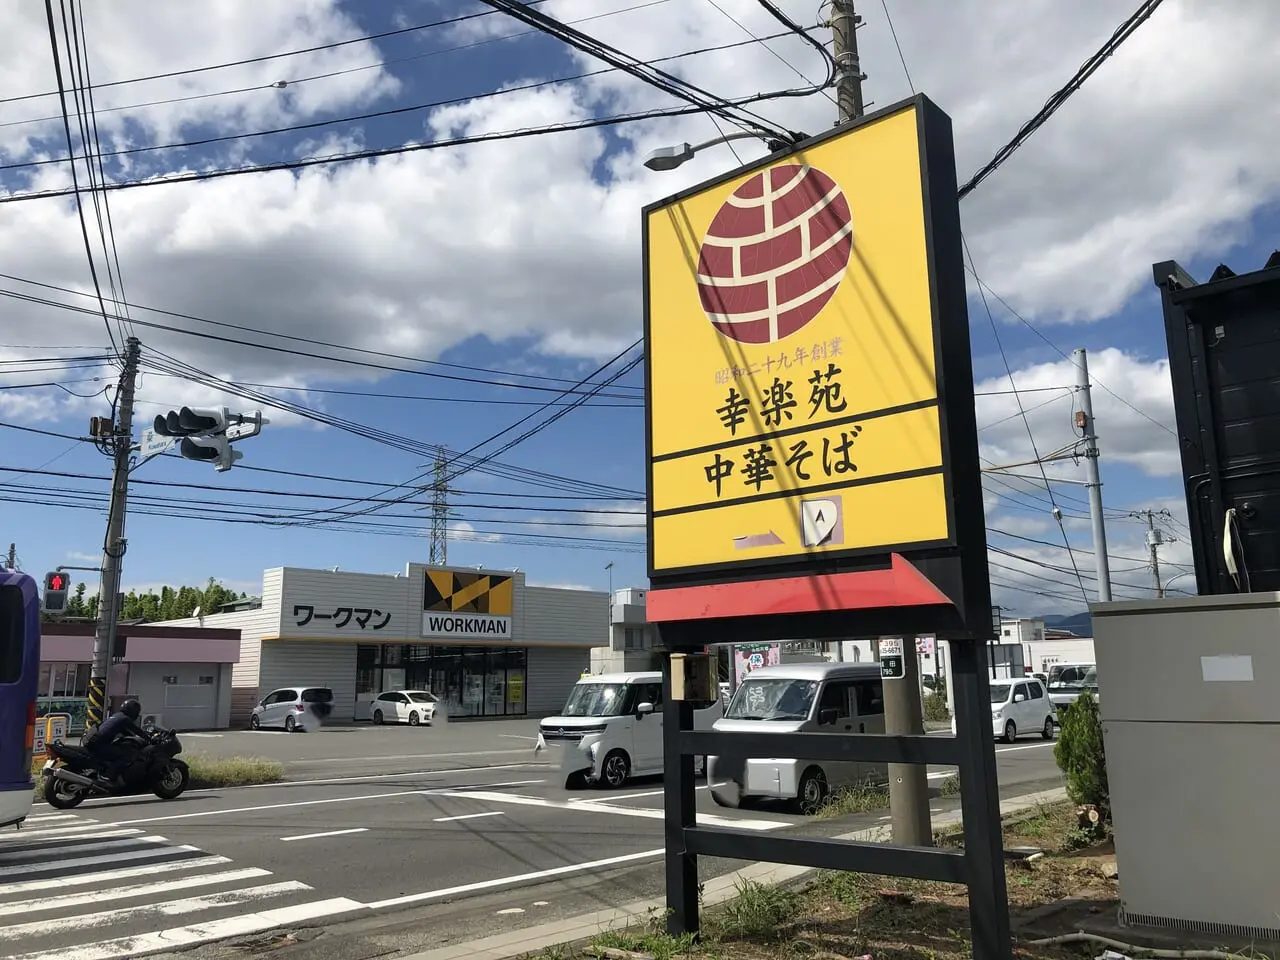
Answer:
xmin=695 ymin=164 xmax=853 ymax=345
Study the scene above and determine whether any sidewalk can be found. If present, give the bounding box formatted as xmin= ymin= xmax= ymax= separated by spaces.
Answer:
xmin=401 ymin=785 xmax=1068 ymax=960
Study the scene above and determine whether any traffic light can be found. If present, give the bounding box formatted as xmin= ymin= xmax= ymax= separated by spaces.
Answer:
xmin=179 ymin=434 xmax=242 ymax=473
xmin=152 ymin=406 xmax=228 ymax=438
xmin=42 ymin=571 xmax=70 ymax=615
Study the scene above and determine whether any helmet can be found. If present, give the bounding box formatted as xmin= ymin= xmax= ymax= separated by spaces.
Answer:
xmin=120 ymin=699 xmax=142 ymax=721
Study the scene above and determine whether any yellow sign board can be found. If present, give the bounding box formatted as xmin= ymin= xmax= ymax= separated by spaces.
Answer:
xmin=644 ymin=99 xmax=957 ymax=578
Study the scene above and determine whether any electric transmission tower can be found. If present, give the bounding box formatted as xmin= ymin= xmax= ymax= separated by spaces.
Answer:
xmin=428 ymin=446 xmax=450 ymax=565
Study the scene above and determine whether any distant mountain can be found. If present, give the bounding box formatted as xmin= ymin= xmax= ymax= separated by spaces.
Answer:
xmin=1039 ymin=611 xmax=1093 ymax=637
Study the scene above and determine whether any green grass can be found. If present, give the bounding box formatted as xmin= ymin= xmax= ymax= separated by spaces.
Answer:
xmin=30 ymin=753 xmax=283 ymax=802
xmin=817 ymin=782 xmax=891 ymax=818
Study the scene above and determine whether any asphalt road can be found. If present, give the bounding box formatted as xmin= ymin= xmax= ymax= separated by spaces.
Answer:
xmin=5 ymin=733 xmax=1064 ymax=960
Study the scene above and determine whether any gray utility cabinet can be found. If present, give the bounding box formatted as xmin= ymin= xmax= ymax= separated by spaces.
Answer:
xmin=1093 ymin=592 xmax=1280 ymax=939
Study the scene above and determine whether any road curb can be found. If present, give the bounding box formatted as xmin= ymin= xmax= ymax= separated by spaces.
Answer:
xmin=397 ymin=785 xmax=1069 ymax=960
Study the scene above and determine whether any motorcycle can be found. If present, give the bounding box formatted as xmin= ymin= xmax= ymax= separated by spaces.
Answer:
xmin=41 ymin=727 xmax=190 ymax=809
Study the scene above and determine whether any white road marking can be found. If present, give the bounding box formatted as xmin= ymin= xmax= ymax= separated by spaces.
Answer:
xmin=280 ymin=827 xmax=369 ymax=842
xmin=67 ymin=764 xmax=547 ymax=803
xmin=293 ymin=748 xmax=535 ymax=765
xmin=0 ymin=834 xmax=157 ymax=862
xmin=432 ymin=811 xmax=505 ymax=823
xmin=366 ymin=848 xmax=664 ymax=910
xmin=0 ymin=881 xmax=312 ymax=939
xmin=7 ymin=897 xmax=365 ymax=960
xmin=0 ymin=854 xmax=232 ymax=896
xmin=498 ymin=734 xmax=538 ymax=741
xmin=496 ymin=907 xmax=525 ymax=914
xmin=181 ymin=733 xmax=223 ymax=738
xmin=0 ymin=867 xmax=272 ymax=918
xmin=0 ymin=837 xmax=191 ymax=878
xmin=104 ymin=779 xmax=547 ymax=826
xmin=0 ymin=826 xmax=141 ymax=844
xmin=925 ymin=740 xmax=1055 ymax=780
xmin=443 ymin=790 xmax=790 ymax=831
xmin=577 ymin=783 xmax=711 ymax=804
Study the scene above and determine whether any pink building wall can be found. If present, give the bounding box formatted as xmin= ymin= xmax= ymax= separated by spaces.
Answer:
xmin=40 ymin=632 xmax=240 ymax=664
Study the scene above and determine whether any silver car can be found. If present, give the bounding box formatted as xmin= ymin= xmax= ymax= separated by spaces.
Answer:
xmin=249 ymin=686 xmax=334 ymax=732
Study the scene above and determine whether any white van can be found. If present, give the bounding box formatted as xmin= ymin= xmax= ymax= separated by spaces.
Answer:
xmin=535 ymin=671 xmax=722 ymax=789
xmin=707 ymin=662 xmax=886 ymax=815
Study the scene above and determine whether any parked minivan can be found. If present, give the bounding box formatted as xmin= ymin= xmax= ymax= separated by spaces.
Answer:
xmin=250 ymin=687 xmax=334 ymax=732
xmin=989 ymin=677 xmax=1056 ymax=743
xmin=535 ymin=671 xmax=722 ymax=789
xmin=707 ymin=662 xmax=886 ymax=815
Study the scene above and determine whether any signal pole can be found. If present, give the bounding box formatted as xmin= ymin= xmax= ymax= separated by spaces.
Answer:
xmin=1073 ymin=348 xmax=1112 ymax=601
xmin=830 ymin=0 xmax=866 ymax=123
xmin=832 ymin=3 xmax=928 ymax=847
xmin=1131 ymin=509 xmax=1167 ymax=598
xmin=88 ymin=336 xmax=141 ymax=728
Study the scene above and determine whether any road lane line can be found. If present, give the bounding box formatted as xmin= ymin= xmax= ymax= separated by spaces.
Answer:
xmin=281 ymin=827 xmax=369 ymax=842
xmin=432 ymin=811 xmax=505 ymax=823
xmin=365 ymin=848 xmax=665 ymax=910
xmin=106 ymin=778 xmax=548 ymax=826
xmin=443 ymin=790 xmax=790 ymax=831
xmin=7 ymin=897 xmax=365 ymax=960
xmin=292 ymin=748 xmax=535 ymax=765
xmin=0 ymin=854 xmax=232 ymax=896
xmin=925 ymin=741 xmax=1055 ymax=779
xmin=0 ymin=867 xmax=272 ymax=918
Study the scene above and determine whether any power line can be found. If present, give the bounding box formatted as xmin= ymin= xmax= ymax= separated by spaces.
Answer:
xmin=0 ymin=30 xmax=798 ymax=176
xmin=0 ymin=93 xmax=802 ymax=208
xmin=41 ymin=0 xmax=117 ymax=355
xmin=0 ymin=5 xmax=550 ymax=107
xmin=957 ymin=0 xmax=1168 ymax=199
xmin=0 ymin=0 xmax=672 ymax=130
xmin=0 ymin=283 xmax=643 ymax=399
xmin=0 ymin=273 xmax=643 ymax=396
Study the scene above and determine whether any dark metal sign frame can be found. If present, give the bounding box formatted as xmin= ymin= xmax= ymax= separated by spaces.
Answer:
xmin=642 ymin=94 xmax=1012 ymax=960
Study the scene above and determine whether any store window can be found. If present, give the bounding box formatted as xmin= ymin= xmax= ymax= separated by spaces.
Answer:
xmin=358 ymin=644 xmax=528 ymax=718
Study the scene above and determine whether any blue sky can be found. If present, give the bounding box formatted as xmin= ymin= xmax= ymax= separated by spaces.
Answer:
xmin=1 ymin=0 xmax=1277 ymax=617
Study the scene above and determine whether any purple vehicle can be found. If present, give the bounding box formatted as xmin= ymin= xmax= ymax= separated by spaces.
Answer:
xmin=0 ymin=569 xmax=40 ymax=829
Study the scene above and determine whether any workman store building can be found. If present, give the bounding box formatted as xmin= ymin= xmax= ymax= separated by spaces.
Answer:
xmin=155 ymin=564 xmax=606 ymax=726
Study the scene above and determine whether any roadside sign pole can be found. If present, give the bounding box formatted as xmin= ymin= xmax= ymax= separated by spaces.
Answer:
xmin=883 ymin=637 xmax=932 ymax=846
xmin=88 ymin=336 xmax=140 ymax=728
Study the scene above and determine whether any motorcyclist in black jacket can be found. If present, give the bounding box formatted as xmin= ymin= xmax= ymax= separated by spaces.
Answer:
xmin=85 ymin=699 xmax=147 ymax=785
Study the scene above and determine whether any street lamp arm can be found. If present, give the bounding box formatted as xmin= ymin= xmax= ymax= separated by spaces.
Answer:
xmin=642 ymin=129 xmax=805 ymax=171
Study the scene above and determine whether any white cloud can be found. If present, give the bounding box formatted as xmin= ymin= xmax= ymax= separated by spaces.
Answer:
xmin=449 ymin=518 xmax=502 ymax=543
xmin=0 ymin=0 xmax=1270 ymax=407
xmin=526 ymin=580 xmax=595 ymax=591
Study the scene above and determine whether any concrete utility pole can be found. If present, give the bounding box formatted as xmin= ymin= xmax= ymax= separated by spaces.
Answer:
xmin=87 ymin=336 xmax=141 ymax=728
xmin=830 ymin=0 xmax=866 ymax=123
xmin=1132 ymin=509 xmax=1166 ymax=598
xmin=885 ymin=636 xmax=931 ymax=846
xmin=1072 ymin=348 xmax=1112 ymax=602
xmin=832 ymin=1 xmax=928 ymax=847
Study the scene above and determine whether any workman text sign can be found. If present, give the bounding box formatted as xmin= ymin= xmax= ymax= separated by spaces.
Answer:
xmin=644 ymin=99 xmax=954 ymax=577
xmin=421 ymin=569 xmax=513 ymax=640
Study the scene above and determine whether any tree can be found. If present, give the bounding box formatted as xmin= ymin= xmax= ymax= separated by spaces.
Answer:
xmin=1054 ymin=692 xmax=1109 ymax=820
xmin=42 ymin=579 xmax=246 ymax=624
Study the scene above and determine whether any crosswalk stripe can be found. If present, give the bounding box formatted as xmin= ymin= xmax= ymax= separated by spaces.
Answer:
xmin=8 ymin=897 xmax=366 ymax=960
xmin=0 ymin=837 xmax=188 ymax=878
xmin=0 ymin=854 xmax=232 ymax=896
xmin=20 ymin=813 xmax=85 ymax=825
xmin=0 ymin=867 xmax=273 ymax=918
xmin=1 ymin=822 xmax=113 ymax=841
xmin=0 ymin=834 xmax=155 ymax=862
xmin=0 ymin=881 xmax=313 ymax=939
xmin=0 ymin=828 xmax=143 ymax=847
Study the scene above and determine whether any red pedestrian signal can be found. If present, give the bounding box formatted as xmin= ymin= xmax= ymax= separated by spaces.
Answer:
xmin=42 ymin=571 xmax=70 ymax=615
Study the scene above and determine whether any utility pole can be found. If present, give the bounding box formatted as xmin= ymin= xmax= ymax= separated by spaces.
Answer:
xmin=832 ymin=2 xmax=926 ymax=845
xmin=4 ymin=543 xmax=14 ymax=569
xmin=1132 ymin=509 xmax=1166 ymax=598
xmin=1073 ymin=348 xmax=1112 ymax=602
xmin=830 ymin=0 xmax=866 ymax=123
xmin=428 ymin=446 xmax=449 ymax=565
xmin=87 ymin=336 xmax=141 ymax=728
xmin=884 ymin=636 xmax=931 ymax=846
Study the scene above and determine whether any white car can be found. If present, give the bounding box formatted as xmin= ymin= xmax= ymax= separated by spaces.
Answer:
xmin=368 ymin=690 xmax=442 ymax=726
xmin=989 ymin=678 xmax=1056 ymax=743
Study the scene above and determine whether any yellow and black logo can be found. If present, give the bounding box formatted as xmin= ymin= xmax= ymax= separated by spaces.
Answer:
xmin=423 ymin=570 xmax=513 ymax=616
